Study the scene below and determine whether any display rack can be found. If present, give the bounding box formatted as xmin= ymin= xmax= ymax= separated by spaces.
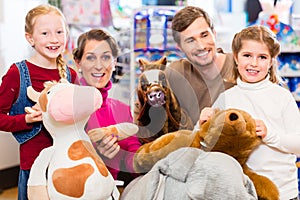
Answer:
xmin=278 ymin=50 xmax=300 ymax=107
xmin=129 ymin=6 xmax=183 ymax=111
xmin=277 ymin=32 xmax=300 ymax=107
xmin=255 ymin=12 xmax=300 ymax=108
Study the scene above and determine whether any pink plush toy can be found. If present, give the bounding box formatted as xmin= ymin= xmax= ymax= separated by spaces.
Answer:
xmin=26 ymin=80 xmax=120 ymax=200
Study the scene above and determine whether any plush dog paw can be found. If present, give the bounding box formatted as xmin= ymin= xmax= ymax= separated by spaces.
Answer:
xmin=133 ymin=130 xmax=194 ymax=173
xmin=88 ymin=123 xmax=138 ymax=142
xmin=244 ymin=167 xmax=279 ymax=200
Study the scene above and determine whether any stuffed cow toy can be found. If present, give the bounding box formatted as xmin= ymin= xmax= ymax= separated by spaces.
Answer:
xmin=133 ymin=108 xmax=279 ymax=200
xmin=26 ymin=80 xmax=137 ymax=200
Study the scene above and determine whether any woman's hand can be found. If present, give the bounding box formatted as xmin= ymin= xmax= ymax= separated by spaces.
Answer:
xmin=96 ymin=135 xmax=120 ymax=159
xmin=255 ymin=119 xmax=267 ymax=139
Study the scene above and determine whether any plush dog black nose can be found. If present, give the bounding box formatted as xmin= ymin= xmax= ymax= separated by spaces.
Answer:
xmin=229 ymin=113 xmax=239 ymax=121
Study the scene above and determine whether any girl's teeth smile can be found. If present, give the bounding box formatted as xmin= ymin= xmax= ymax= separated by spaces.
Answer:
xmin=48 ymin=46 xmax=59 ymax=50
xmin=247 ymin=69 xmax=259 ymax=74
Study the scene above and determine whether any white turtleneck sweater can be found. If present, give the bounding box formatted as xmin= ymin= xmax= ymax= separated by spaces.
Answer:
xmin=213 ymin=77 xmax=300 ymax=200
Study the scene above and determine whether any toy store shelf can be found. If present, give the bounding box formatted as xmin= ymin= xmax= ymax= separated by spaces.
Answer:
xmin=278 ymin=50 xmax=300 ymax=106
xmin=281 ymin=47 xmax=300 ymax=53
xmin=129 ymin=6 xmax=182 ymax=112
xmin=134 ymin=48 xmax=179 ymax=53
xmin=278 ymin=51 xmax=300 ymax=77
xmin=279 ymin=70 xmax=300 ymax=77
xmin=293 ymin=94 xmax=300 ymax=102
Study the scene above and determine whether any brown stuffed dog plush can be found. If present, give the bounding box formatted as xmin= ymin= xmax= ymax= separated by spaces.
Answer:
xmin=133 ymin=108 xmax=279 ymax=200
xmin=134 ymin=56 xmax=194 ymax=144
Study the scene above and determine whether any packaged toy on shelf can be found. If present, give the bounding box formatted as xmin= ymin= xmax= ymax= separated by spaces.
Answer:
xmin=287 ymin=77 xmax=300 ymax=102
xmin=278 ymin=53 xmax=300 ymax=77
xmin=255 ymin=2 xmax=300 ymax=108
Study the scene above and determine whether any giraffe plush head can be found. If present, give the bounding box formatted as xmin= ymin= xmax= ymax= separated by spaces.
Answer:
xmin=135 ymin=56 xmax=194 ymax=144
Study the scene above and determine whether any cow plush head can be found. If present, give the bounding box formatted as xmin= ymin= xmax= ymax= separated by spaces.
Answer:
xmin=27 ymin=79 xmax=103 ymax=136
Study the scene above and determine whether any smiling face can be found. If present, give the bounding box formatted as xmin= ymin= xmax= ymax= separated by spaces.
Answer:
xmin=78 ymin=39 xmax=115 ymax=88
xmin=235 ymin=40 xmax=272 ymax=83
xmin=25 ymin=12 xmax=67 ymax=61
xmin=178 ymin=17 xmax=217 ymax=68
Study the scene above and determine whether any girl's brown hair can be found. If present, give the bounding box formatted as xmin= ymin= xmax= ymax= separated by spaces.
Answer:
xmin=72 ymin=28 xmax=119 ymax=62
xmin=25 ymin=4 xmax=69 ymax=79
xmin=231 ymin=25 xmax=281 ymax=83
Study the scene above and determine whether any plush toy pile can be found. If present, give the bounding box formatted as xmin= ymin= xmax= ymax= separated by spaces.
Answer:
xmin=133 ymin=108 xmax=279 ymax=200
xmin=26 ymin=80 xmax=137 ymax=200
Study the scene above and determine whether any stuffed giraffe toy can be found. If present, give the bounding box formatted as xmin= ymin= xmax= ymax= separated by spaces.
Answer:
xmin=26 ymin=80 xmax=137 ymax=200
xmin=134 ymin=56 xmax=194 ymax=144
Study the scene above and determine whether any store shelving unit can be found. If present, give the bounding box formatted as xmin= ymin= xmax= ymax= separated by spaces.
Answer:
xmin=278 ymin=50 xmax=300 ymax=107
xmin=129 ymin=6 xmax=183 ymax=111
xmin=255 ymin=11 xmax=300 ymax=108
xmin=277 ymin=19 xmax=300 ymax=108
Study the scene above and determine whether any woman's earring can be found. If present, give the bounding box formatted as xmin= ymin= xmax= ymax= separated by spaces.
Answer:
xmin=78 ymin=68 xmax=82 ymax=73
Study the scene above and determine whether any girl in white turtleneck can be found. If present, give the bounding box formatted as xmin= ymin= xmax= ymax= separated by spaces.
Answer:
xmin=199 ymin=25 xmax=300 ymax=200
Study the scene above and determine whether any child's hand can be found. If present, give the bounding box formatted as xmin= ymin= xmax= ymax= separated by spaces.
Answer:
xmin=199 ymin=107 xmax=215 ymax=125
xmin=255 ymin=119 xmax=267 ymax=139
xmin=25 ymin=107 xmax=36 ymax=114
xmin=25 ymin=106 xmax=42 ymax=123
xmin=96 ymin=135 xmax=120 ymax=159
xmin=32 ymin=104 xmax=41 ymax=112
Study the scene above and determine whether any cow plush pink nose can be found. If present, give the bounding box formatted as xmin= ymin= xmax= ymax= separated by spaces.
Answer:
xmin=147 ymin=90 xmax=166 ymax=107
xmin=48 ymin=85 xmax=102 ymax=124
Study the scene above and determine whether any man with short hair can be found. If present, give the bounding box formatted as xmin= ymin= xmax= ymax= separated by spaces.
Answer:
xmin=166 ymin=6 xmax=236 ymax=124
